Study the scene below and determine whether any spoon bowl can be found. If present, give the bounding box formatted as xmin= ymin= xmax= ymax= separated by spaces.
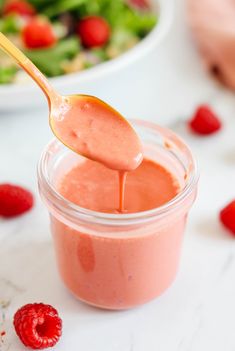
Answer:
xmin=50 ymin=93 xmax=143 ymax=171
xmin=0 ymin=32 xmax=143 ymax=171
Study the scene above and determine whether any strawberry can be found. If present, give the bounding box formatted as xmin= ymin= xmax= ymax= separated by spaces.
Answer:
xmin=220 ymin=200 xmax=235 ymax=236
xmin=77 ymin=16 xmax=110 ymax=48
xmin=22 ymin=18 xmax=57 ymax=49
xmin=188 ymin=105 xmax=222 ymax=135
xmin=3 ymin=0 xmax=36 ymax=17
xmin=0 ymin=183 xmax=33 ymax=218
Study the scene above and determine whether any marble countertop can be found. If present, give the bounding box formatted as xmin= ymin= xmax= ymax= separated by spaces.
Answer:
xmin=1 ymin=0 xmax=235 ymax=350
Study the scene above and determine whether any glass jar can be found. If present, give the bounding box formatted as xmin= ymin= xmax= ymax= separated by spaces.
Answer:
xmin=38 ymin=120 xmax=198 ymax=310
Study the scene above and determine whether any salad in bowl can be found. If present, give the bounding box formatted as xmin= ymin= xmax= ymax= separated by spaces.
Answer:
xmin=0 ymin=0 xmax=157 ymax=84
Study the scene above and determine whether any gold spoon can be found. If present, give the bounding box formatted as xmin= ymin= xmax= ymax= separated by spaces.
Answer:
xmin=0 ymin=32 xmax=143 ymax=172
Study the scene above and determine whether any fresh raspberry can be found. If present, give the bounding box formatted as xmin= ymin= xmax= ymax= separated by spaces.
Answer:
xmin=77 ymin=16 xmax=110 ymax=48
xmin=0 ymin=183 xmax=33 ymax=218
xmin=188 ymin=105 xmax=222 ymax=135
xmin=220 ymin=200 xmax=235 ymax=236
xmin=14 ymin=303 xmax=62 ymax=349
xmin=3 ymin=0 xmax=36 ymax=17
xmin=127 ymin=0 xmax=150 ymax=10
xmin=22 ymin=18 xmax=57 ymax=49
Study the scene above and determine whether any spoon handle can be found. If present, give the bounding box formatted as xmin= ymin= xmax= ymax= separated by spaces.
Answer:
xmin=0 ymin=32 xmax=58 ymax=103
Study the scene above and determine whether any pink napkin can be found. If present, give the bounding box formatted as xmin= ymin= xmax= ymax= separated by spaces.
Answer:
xmin=187 ymin=0 xmax=235 ymax=89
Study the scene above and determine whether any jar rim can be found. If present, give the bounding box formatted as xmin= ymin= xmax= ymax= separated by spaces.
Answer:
xmin=37 ymin=120 xmax=199 ymax=226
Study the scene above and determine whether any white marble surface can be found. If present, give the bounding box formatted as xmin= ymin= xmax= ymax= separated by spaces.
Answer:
xmin=1 ymin=0 xmax=235 ymax=350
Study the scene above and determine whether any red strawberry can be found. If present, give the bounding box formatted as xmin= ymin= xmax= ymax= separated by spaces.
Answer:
xmin=22 ymin=18 xmax=57 ymax=49
xmin=188 ymin=105 xmax=222 ymax=135
xmin=14 ymin=303 xmax=62 ymax=349
xmin=0 ymin=183 xmax=33 ymax=218
xmin=77 ymin=16 xmax=110 ymax=48
xmin=3 ymin=0 xmax=36 ymax=17
xmin=220 ymin=200 xmax=235 ymax=236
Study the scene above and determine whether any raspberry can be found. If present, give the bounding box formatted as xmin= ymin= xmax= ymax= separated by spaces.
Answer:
xmin=0 ymin=183 xmax=33 ymax=218
xmin=127 ymin=0 xmax=150 ymax=10
xmin=14 ymin=303 xmax=62 ymax=349
xmin=77 ymin=16 xmax=110 ymax=48
xmin=220 ymin=200 xmax=235 ymax=236
xmin=188 ymin=105 xmax=222 ymax=135
xmin=3 ymin=0 xmax=36 ymax=17
xmin=22 ymin=18 xmax=57 ymax=49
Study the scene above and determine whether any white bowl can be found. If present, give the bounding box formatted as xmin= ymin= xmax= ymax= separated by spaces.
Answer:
xmin=0 ymin=0 xmax=173 ymax=110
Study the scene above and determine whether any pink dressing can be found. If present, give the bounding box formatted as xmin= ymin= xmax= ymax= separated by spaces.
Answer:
xmin=59 ymin=158 xmax=180 ymax=213
xmin=53 ymin=157 xmax=182 ymax=308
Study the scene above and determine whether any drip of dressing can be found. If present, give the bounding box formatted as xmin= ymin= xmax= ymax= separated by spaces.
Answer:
xmin=51 ymin=96 xmax=143 ymax=212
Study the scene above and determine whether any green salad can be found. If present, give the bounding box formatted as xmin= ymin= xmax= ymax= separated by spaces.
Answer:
xmin=0 ymin=0 xmax=157 ymax=84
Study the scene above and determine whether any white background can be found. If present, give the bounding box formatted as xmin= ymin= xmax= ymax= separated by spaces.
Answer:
xmin=1 ymin=0 xmax=235 ymax=350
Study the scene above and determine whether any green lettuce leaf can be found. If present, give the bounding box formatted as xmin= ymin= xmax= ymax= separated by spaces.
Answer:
xmin=0 ymin=66 xmax=17 ymax=84
xmin=0 ymin=15 xmax=21 ymax=34
xmin=24 ymin=37 xmax=80 ymax=77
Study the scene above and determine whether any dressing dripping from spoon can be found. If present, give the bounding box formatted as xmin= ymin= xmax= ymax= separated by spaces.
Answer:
xmin=0 ymin=32 xmax=143 ymax=212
